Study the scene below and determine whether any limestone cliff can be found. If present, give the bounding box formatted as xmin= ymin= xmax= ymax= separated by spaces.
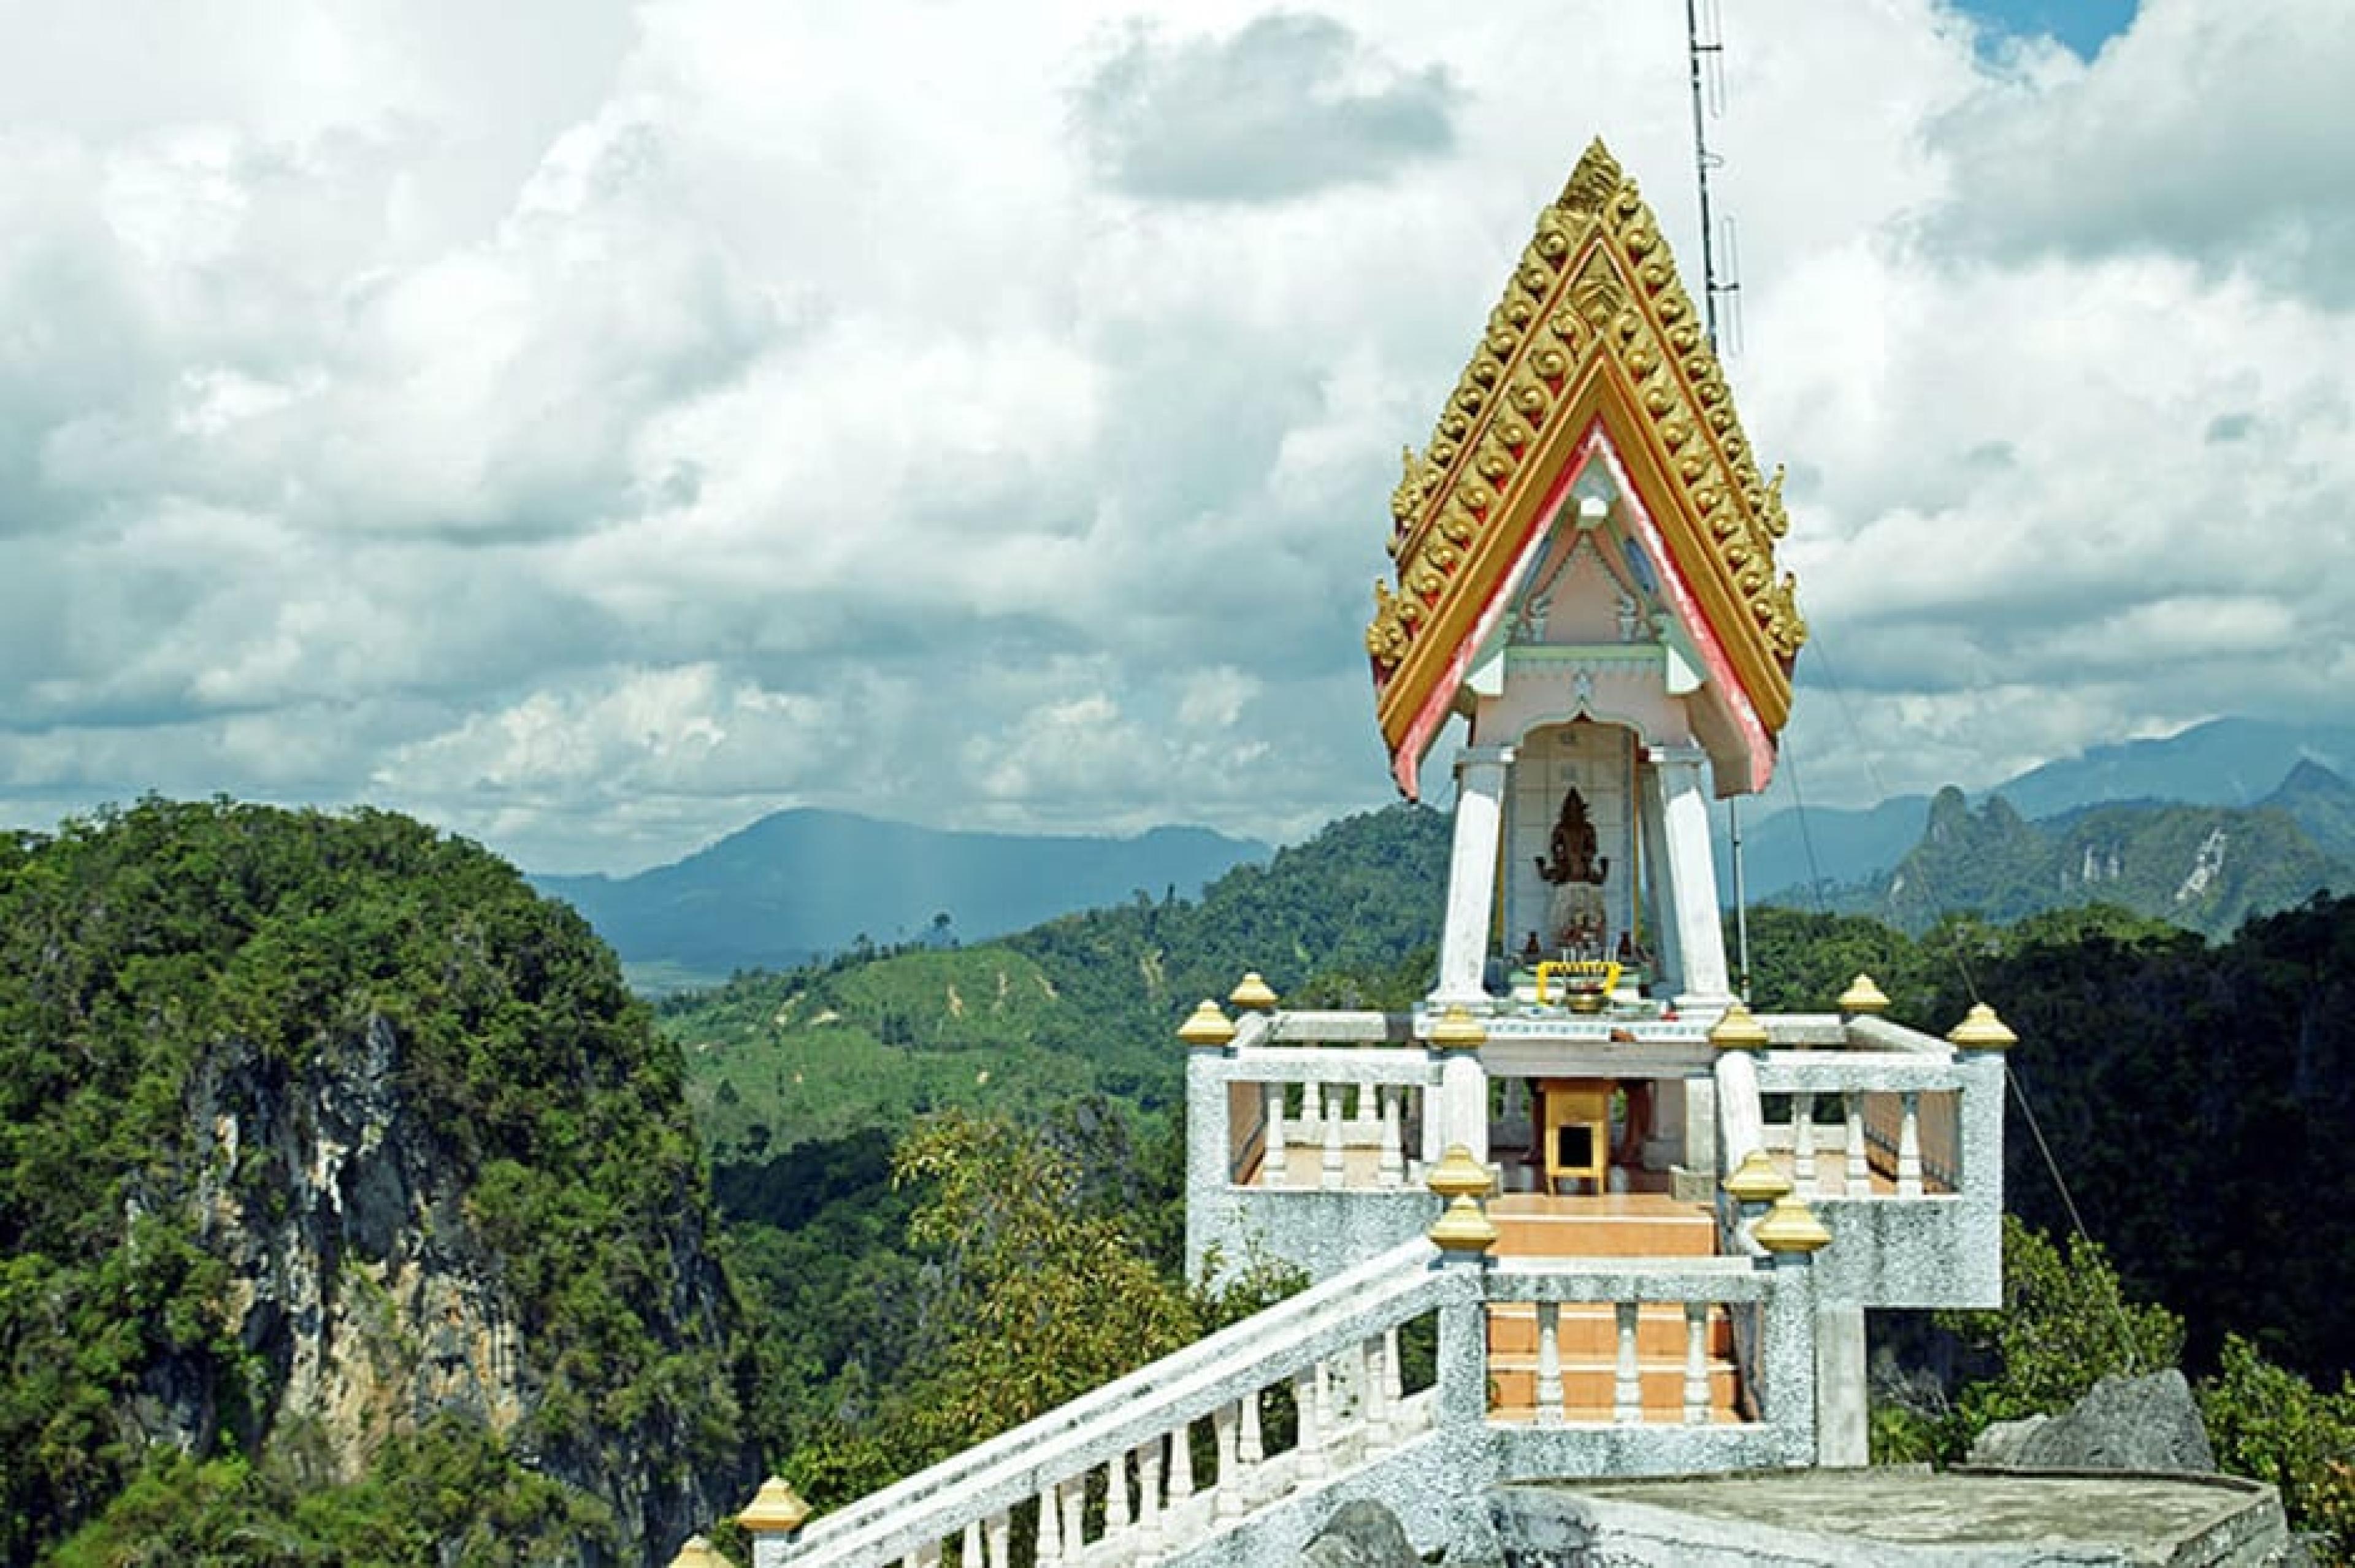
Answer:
xmin=0 ymin=801 xmax=761 ymax=1564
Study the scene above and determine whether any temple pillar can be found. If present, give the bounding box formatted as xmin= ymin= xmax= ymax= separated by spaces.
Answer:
xmin=1647 ymin=744 xmax=1733 ymax=1009
xmin=1431 ymin=744 xmax=1514 ymax=1008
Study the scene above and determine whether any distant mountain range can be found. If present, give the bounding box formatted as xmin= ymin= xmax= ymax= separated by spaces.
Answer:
xmin=532 ymin=809 xmax=1268 ymax=988
xmin=1722 ymin=717 xmax=2355 ymax=908
xmin=542 ymin=717 xmax=2355 ymax=987
xmin=1736 ymin=719 xmax=2355 ymax=938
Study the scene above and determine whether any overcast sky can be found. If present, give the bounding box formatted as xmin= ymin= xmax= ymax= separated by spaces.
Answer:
xmin=4 ymin=0 xmax=2348 ymax=873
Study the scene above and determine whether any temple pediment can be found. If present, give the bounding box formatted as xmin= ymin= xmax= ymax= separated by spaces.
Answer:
xmin=1367 ymin=140 xmax=1804 ymax=797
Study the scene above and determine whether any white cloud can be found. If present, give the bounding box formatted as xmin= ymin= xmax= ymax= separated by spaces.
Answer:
xmin=4 ymin=0 xmax=2353 ymax=873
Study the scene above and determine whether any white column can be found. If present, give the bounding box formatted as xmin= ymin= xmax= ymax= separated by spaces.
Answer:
xmin=1646 ymin=744 xmax=1733 ymax=1008
xmin=1684 ymin=1302 xmax=1712 ymax=1425
xmin=1440 ymin=1047 xmax=1490 ymax=1166
xmin=1106 ymin=1451 xmax=1131 ymax=1535
xmin=1320 ymin=1085 xmax=1345 ymax=1189
xmin=1059 ymin=1477 xmax=1084 ymax=1556
xmin=1535 ymin=1302 xmax=1563 ymax=1427
xmin=1037 ymin=1479 xmax=1065 ymax=1564
xmin=1212 ymin=1404 xmax=1241 ymax=1520
xmin=1294 ymin=1364 xmax=1327 ymax=1479
xmin=1363 ymin=1331 xmax=1393 ymax=1446
xmin=1614 ymin=1301 xmax=1642 ymax=1423
xmin=1793 ymin=1093 xmax=1816 ymax=1193
xmin=1261 ymin=1084 xmax=1289 ymax=1188
xmin=1377 ymin=1087 xmax=1404 ymax=1189
xmin=1817 ymin=1302 xmax=1870 ymax=1466
xmin=1169 ymin=1418 xmax=1195 ymax=1501
xmin=1135 ymin=1439 xmax=1163 ymax=1554
xmin=1842 ymin=1091 xmax=1867 ymax=1196
xmin=1898 ymin=1091 xmax=1923 ymax=1198
xmin=1432 ymin=744 xmax=1515 ymax=1007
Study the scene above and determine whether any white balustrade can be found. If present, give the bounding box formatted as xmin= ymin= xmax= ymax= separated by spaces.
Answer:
xmin=1843 ymin=1090 xmax=1867 ymax=1195
xmin=1260 ymin=1084 xmax=1289 ymax=1188
xmin=1792 ymin=1093 xmax=1816 ymax=1192
xmin=1683 ymin=1302 xmax=1711 ymax=1425
xmin=1614 ymin=1301 xmax=1642 ymax=1424
xmin=1378 ymin=1088 xmax=1405 ymax=1188
xmin=1534 ymin=1302 xmax=1563 ymax=1427
xmin=1897 ymin=1090 xmax=1923 ymax=1198
xmin=1321 ymin=1085 xmax=1346 ymax=1189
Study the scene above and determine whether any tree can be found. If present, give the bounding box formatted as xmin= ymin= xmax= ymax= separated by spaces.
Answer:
xmin=892 ymin=1109 xmax=1198 ymax=1451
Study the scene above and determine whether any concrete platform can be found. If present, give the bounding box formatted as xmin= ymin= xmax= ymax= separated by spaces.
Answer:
xmin=1487 ymin=1466 xmax=2292 ymax=1566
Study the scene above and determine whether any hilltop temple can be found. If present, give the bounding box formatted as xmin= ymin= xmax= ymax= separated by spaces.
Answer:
xmin=731 ymin=139 xmax=2017 ymax=1568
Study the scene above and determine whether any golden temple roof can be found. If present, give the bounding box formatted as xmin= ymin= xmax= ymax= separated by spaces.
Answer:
xmin=1367 ymin=139 xmax=1804 ymax=791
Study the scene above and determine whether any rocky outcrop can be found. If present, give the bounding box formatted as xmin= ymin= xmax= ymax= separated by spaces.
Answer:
xmin=1300 ymin=1499 xmax=1423 ymax=1567
xmin=1971 ymin=1371 xmax=2217 ymax=1475
xmin=136 ymin=1009 xmax=760 ymax=1563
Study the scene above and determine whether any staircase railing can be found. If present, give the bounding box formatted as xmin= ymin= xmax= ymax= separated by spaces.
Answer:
xmin=760 ymin=1236 xmax=1452 ymax=1568
xmin=756 ymin=1236 xmax=1823 ymax=1566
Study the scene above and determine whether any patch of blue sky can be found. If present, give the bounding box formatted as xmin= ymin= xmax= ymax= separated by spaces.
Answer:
xmin=1948 ymin=0 xmax=2138 ymax=60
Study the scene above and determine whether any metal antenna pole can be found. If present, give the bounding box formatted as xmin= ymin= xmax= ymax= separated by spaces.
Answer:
xmin=1687 ymin=0 xmax=1751 ymax=998
xmin=1685 ymin=0 xmax=1726 ymax=352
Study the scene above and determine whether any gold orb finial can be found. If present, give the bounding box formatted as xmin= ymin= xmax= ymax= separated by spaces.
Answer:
xmin=1428 ymin=1194 xmax=1500 ymax=1253
xmin=1837 ymin=974 xmax=1891 ymax=1015
xmin=1229 ymin=971 xmax=1278 ymax=1011
xmin=1708 ymin=1000 xmax=1769 ymax=1051
xmin=1720 ymin=1147 xmax=1793 ymax=1204
xmin=1177 ymin=999 xmax=1237 ymax=1049
xmin=668 ymin=1536 xmax=730 ymax=1568
xmin=1947 ymin=1002 xmax=2018 ymax=1050
xmin=1753 ymin=1193 xmax=1832 ymax=1254
xmin=738 ymin=1475 xmax=811 ymax=1534
xmin=1428 ymin=1004 xmax=1488 ymax=1050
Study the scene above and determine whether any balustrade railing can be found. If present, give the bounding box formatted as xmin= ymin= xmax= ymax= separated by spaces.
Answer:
xmin=1482 ymin=1260 xmax=1768 ymax=1429
xmin=1216 ymin=1046 xmax=1437 ymax=1192
xmin=1747 ymin=1041 xmax=1974 ymax=1201
xmin=763 ymin=1237 xmax=1816 ymax=1567
xmin=764 ymin=1238 xmax=1452 ymax=1568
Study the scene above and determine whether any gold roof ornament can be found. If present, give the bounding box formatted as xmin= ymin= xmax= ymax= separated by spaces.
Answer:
xmin=667 ymin=1537 xmax=730 ymax=1568
xmin=738 ymin=1475 xmax=812 ymax=1534
xmin=1947 ymin=1002 xmax=2019 ymax=1050
xmin=1229 ymin=971 xmax=1279 ymax=1012
xmin=1366 ymin=137 xmax=1804 ymax=794
xmin=1426 ymin=1143 xmax=1496 ymax=1201
xmin=1176 ymin=999 xmax=1238 ymax=1049
xmin=1426 ymin=1144 xmax=1498 ymax=1253
xmin=1428 ymin=1195 xmax=1501 ymax=1254
xmin=1428 ymin=1004 xmax=1489 ymax=1050
xmin=1720 ymin=1148 xmax=1793 ymax=1204
xmin=1752 ymin=1193 xmax=1833 ymax=1255
xmin=1837 ymin=974 xmax=1891 ymax=1015
xmin=1707 ymin=1000 xmax=1770 ymax=1052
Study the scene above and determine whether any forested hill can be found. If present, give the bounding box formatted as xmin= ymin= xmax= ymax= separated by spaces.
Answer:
xmin=661 ymin=802 xmax=1452 ymax=1162
xmin=1788 ymin=774 xmax=2355 ymax=938
xmin=1744 ymin=896 xmax=2355 ymax=1387
xmin=0 ymin=801 xmax=759 ymax=1566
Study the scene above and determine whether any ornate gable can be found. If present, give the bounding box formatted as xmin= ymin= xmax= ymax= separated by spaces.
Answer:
xmin=1367 ymin=139 xmax=1804 ymax=794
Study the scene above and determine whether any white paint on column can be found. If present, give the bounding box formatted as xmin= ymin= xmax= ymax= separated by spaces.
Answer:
xmin=1432 ymin=744 xmax=1515 ymax=1006
xmin=1649 ymin=744 xmax=1733 ymax=1008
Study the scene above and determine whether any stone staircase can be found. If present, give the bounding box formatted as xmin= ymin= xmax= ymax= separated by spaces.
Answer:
xmin=1483 ymin=1195 xmax=1742 ymax=1425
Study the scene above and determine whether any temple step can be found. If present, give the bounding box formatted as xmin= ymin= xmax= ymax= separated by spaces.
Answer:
xmin=1486 ymin=1197 xmax=1717 ymax=1261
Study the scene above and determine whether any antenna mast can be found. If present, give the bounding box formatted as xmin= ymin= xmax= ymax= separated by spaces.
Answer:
xmin=1684 ymin=0 xmax=1738 ymax=353
xmin=1685 ymin=0 xmax=1752 ymax=999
